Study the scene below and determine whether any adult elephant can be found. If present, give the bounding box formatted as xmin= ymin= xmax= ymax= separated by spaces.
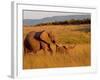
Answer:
xmin=24 ymin=30 xmax=56 ymax=55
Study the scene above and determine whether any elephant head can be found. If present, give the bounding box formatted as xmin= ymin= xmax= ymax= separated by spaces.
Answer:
xmin=39 ymin=30 xmax=57 ymax=55
xmin=39 ymin=31 xmax=56 ymax=45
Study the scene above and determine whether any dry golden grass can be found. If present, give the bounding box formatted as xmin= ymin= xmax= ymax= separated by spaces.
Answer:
xmin=23 ymin=24 xmax=91 ymax=69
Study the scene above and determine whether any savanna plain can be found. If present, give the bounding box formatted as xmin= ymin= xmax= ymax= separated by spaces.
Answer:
xmin=23 ymin=24 xmax=90 ymax=69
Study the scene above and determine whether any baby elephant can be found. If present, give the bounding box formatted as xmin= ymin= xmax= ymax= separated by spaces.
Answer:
xmin=56 ymin=44 xmax=76 ymax=54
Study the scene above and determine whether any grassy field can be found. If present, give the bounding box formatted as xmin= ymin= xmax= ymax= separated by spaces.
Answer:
xmin=23 ymin=24 xmax=91 ymax=69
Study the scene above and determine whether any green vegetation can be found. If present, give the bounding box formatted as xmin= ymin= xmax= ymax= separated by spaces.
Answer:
xmin=34 ymin=18 xmax=90 ymax=26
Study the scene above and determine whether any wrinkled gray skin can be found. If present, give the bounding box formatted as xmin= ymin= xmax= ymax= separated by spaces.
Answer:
xmin=24 ymin=30 xmax=56 ymax=55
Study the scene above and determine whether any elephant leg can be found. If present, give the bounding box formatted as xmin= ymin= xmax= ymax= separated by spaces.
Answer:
xmin=40 ymin=41 xmax=50 ymax=55
xmin=24 ymin=46 xmax=30 ymax=54
xmin=48 ymin=44 xmax=53 ymax=54
xmin=31 ymin=49 xmax=37 ymax=55
xmin=49 ymin=44 xmax=56 ymax=56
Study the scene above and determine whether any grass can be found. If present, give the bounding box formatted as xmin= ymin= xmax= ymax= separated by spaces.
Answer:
xmin=23 ymin=24 xmax=91 ymax=69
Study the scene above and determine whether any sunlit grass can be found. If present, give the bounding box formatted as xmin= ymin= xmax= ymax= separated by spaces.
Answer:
xmin=23 ymin=44 xmax=90 ymax=69
xmin=23 ymin=24 xmax=91 ymax=69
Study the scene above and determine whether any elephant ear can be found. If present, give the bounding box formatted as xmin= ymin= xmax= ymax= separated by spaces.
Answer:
xmin=40 ymin=31 xmax=51 ymax=44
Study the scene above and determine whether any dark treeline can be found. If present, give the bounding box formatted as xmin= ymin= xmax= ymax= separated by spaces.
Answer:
xmin=34 ymin=18 xmax=91 ymax=26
